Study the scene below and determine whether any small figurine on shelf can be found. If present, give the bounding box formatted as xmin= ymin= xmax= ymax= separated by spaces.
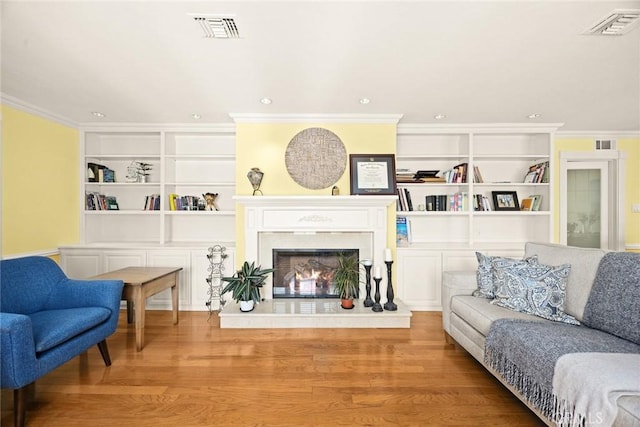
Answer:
xmin=135 ymin=162 xmax=152 ymax=183
xmin=202 ymin=193 xmax=219 ymax=211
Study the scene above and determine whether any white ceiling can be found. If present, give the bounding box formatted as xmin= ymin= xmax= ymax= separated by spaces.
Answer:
xmin=2 ymin=1 xmax=640 ymax=131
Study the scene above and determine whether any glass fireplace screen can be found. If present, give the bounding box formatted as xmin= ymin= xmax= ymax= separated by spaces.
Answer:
xmin=272 ymin=249 xmax=359 ymax=298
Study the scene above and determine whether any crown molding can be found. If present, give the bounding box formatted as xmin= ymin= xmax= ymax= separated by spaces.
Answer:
xmin=229 ymin=113 xmax=403 ymax=124
xmin=555 ymin=130 xmax=640 ymax=138
xmin=397 ymin=123 xmax=564 ymax=134
xmin=0 ymin=93 xmax=79 ymax=128
xmin=79 ymin=123 xmax=236 ymax=133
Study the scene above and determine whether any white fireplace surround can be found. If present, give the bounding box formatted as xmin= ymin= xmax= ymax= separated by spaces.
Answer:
xmin=234 ymin=195 xmax=397 ymax=299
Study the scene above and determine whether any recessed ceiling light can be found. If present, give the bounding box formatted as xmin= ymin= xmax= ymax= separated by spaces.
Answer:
xmin=260 ymin=98 xmax=272 ymax=105
xmin=434 ymin=114 xmax=446 ymax=120
xmin=191 ymin=113 xmax=202 ymax=120
xmin=91 ymin=111 xmax=105 ymax=118
xmin=527 ymin=113 xmax=541 ymax=119
xmin=359 ymin=98 xmax=371 ymax=105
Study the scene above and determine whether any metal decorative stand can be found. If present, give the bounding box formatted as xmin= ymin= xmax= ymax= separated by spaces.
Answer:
xmin=383 ymin=261 xmax=398 ymax=311
xmin=372 ymin=276 xmax=383 ymax=312
xmin=363 ymin=263 xmax=374 ymax=307
xmin=205 ymin=245 xmax=227 ymax=319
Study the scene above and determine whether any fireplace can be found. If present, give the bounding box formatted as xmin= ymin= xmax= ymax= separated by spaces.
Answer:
xmin=234 ymin=195 xmax=397 ymax=300
xmin=272 ymin=248 xmax=359 ymax=298
xmin=222 ymin=195 xmax=411 ymax=328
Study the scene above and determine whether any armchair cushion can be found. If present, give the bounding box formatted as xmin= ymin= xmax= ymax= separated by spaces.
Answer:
xmin=30 ymin=307 xmax=111 ymax=353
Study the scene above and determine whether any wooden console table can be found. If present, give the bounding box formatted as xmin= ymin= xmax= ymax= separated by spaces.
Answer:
xmin=91 ymin=267 xmax=182 ymax=351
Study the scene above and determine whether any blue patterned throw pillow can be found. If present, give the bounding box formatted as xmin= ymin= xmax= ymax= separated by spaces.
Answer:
xmin=491 ymin=261 xmax=579 ymax=325
xmin=474 ymin=252 xmax=538 ymax=299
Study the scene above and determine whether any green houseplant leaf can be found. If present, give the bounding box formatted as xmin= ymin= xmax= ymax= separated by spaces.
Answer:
xmin=221 ymin=261 xmax=274 ymax=304
xmin=333 ymin=252 xmax=361 ymax=300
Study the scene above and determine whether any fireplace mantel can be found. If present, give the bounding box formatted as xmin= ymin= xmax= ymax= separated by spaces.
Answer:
xmin=234 ymin=195 xmax=397 ymax=208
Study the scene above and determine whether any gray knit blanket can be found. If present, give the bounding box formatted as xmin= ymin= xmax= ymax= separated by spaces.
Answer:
xmin=485 ymin=319 xmax=640 ymax=421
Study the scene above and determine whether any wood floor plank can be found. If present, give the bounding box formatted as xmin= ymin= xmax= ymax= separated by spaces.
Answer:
xmin=1 ymin=311 xmax=545 ymax=426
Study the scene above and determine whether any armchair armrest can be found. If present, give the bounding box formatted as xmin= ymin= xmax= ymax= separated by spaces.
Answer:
xmin=441 ymin=271 xmax=477 ymax=334
xmin=0 ymin=313 xmax=38 ymax=389
xmin=46 ymin=279 xmax=124 ymax=313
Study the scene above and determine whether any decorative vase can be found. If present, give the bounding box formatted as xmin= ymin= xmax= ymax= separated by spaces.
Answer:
xmin=138 ymin=174 xmax=147 ymax=183
xmin=247 ymin=167 xmax=264 ymax=195
xmin=239 ymin=300 xmax=255 ymax=312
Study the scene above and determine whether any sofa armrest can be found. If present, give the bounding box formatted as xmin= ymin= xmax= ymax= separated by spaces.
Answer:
xmin=46 ymin=279 xmax=124 ymax=314
xmin=441 ymin=271 xmax=477 ymax=335
xmin=0 ymin=313 xmax=38 ymax=389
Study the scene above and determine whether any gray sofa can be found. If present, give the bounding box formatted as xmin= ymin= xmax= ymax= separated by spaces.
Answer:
xmin=442 ymin=242 xmax=640 ymax=426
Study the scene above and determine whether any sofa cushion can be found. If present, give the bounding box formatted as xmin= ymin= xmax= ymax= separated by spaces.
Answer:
xmin=524 ymin=242 xmax=606 ymax=321
xmin=451 ymin=295 xmax=544 ymax=337
xmin=474 ymin=252 xmax=538 ymax=299
xmin=29 ymin=307 xmax=112 ymax=353
xmin=491 ymin=262 xmax=579 ymax=325
xmin=583 ymin=252 xmax=640 ymax=345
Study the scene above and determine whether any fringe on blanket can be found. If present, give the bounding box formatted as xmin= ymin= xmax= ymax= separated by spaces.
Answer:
xmin=554 ymin=398 xmax=586 ymax=427
xmin=484 ymin=345 xmax=558 ymax=422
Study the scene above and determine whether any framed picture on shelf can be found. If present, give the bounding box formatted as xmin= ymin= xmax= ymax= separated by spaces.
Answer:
xmin=492 ymin=191 xmax=520 ymax=211
xmin=349 ymin=154 xmax=397 ymax=195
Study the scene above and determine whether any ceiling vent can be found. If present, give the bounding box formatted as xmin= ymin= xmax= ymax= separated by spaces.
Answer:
xmin=584 ymin=9 xmax=640 ymax=35
xmin=191 ymin=14 xmax=240 ymax=38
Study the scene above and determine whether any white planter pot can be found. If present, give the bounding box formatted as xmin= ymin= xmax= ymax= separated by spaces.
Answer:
xmin=239 ymin=300 xmax=255 ymax=312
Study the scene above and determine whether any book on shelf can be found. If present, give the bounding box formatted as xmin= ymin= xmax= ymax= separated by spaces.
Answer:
xmin=85 ymin=192 xmax=116 ymax=210
xmin=472 ymin=194 xmax=492 ymax=211
xmin=144 ymin=194 xmax=161 ymax=211
xmin=396 ymin=216 xmax=411 ymax=246
xmin=473 ymin=165 xmax=484 ymax=183
xmin=440 ymin=163 xmax=468 ymax=183
xmin=524 ymin=161 xmax=549 ymax=183
xmin=529 ymin=194 xmax=542 ymax=211
xmin=168 ymin=194 xmax=205 ymax=211
xmin=87 ymin=162 xmax=116 ymax=183
xmin=424 ymin=193 xmax=468 ymax=211
xmin=520 ymin=197 xmax=534 ymax=211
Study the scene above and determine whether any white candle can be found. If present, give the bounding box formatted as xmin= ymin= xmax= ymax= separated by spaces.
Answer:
xmin=384 ymin=248 xmax=392 ymax=262
xmin=374 ymin=266 xmax=382 ymax=278
xmin=362 ymin=259 xmax=372 ymax=266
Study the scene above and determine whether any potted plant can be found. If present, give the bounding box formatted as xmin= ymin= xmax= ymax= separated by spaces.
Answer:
xmin=333 ymin=252 xmax=361 ymax=309
xmin=221 ymin=261 xmax=274 ymax=312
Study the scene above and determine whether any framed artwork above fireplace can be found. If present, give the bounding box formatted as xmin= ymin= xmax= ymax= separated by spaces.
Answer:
xmin=349 ymin=154 xmax=397 ymax=195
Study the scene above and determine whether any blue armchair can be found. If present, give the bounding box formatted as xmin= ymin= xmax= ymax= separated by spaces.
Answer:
xmin=0 ymin=256 xmax=123 ymax=427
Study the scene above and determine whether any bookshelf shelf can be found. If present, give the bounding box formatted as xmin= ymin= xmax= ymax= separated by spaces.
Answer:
xmin=80 ymin=128 xmax=236 ymax=245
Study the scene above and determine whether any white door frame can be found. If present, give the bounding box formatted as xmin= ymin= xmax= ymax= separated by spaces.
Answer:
xmin=559 ymin=151 xmax=626 ymax=251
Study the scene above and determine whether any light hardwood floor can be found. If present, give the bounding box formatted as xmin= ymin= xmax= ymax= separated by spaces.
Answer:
xmin=1 ymin=311 xmax=544 ymax=426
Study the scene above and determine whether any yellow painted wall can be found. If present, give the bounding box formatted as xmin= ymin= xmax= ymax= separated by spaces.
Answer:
xmin=234 ymin=122 xmax=397 ymax=262
xmin=1 ymin=105 xmax=80 ymax=257
xmin=554 ymin=138 xmax=640 ymax=250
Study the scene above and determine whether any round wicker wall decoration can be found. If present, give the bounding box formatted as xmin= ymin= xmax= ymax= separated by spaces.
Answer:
xmin=285 ymin=127 xmax=347 ymax=190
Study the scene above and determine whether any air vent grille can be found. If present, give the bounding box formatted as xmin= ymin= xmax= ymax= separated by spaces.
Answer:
xmin=584 ymin=9 xmax=640 ymax=35
xmin=192 ymin=15 xmax=240 ymax=38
